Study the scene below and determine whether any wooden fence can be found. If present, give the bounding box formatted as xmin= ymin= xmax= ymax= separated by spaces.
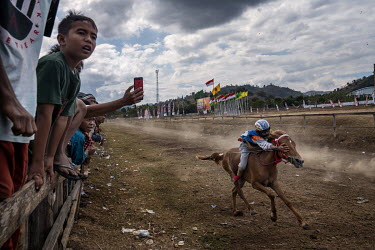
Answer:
xmin=0 ymin=175 xmax=81 ymax=249
xmin=130 ymin=111 xmax=375 ymax=137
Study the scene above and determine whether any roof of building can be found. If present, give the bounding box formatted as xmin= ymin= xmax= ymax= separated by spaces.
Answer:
xmin=351 ymin=86 xmax=374 ymax=95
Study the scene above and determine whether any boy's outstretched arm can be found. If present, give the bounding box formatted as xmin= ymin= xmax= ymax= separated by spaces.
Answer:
xmin=28 ymin=104 xmax=54 ymax=190
xmin=86 ymin=85 xmax=143 ymax=118
xmin=0 ymin=56 xmax=37 ymax=136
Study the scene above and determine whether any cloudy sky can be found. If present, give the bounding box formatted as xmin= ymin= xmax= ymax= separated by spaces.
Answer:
xmin=40 ymin=0 xmax=375 ymax=103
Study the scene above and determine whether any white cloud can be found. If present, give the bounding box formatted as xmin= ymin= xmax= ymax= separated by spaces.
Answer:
xmin=46 ymin=0 xmax=375 ymax=103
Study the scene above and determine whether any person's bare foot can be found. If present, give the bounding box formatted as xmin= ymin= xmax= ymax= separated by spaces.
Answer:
xmin=54 ymin=153 xmax=79 ymax=176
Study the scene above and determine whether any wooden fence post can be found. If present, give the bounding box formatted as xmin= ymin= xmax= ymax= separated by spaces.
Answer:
xmin=333 ymin=114 xmax=337 ymax=138
xmin=28 ymin=192 xmax=55 ymax=249
xmin=60 ymin=184 xmax=80 ymax=249
xmin=42 ymin=181 xmax=81 ymax=250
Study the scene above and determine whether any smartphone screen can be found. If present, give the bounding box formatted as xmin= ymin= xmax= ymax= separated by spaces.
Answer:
xmin=134 ymin=77 xmax=143 ymax=100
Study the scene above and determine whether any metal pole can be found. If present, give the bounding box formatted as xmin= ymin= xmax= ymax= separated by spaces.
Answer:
xmin=155 ymin=69 xmax=159 ymax=103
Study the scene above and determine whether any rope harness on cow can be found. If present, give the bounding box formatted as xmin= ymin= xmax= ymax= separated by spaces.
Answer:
xmin=256 ymin=134 xmax=289 ymax=166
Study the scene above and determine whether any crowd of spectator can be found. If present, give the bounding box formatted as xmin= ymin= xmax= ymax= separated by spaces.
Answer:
xmin=0 ymin=3 xmax=143 ymax=249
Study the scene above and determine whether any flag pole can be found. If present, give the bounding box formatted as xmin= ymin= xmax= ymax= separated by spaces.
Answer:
xmin=212 ymin=78 xmax=215 ymax=115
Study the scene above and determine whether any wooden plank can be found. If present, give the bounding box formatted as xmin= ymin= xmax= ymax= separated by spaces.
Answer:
xmin=74 ymin=182 xmax=82 ymax=219
xmin=16 ymin=220 xmax=27 ymax=250
xmin=60 ymin=184 xmax=81 ymax=249
xmin=28 ymin=194 xmax=54 ymax=249
xmin=0 ymin=175 xmax=64 ymax=247
xmin=42 ymin=181 xmax=81 ymax=250
xmin=53 ymin=181 xmax=64 ymax=220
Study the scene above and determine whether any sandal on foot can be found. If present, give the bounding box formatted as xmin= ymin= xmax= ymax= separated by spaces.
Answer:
xmin=69 ymin=162 xmax=88 ymax=180
xmin=53 ymin=164 xmax=81 ymax=181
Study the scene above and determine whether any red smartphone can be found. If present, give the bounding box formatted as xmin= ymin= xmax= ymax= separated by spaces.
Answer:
xmin=134 ymin=77 xmax=143 ymax=100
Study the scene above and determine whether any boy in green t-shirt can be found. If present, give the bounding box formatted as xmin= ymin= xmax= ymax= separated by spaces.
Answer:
xmin=28 ymin=11 xmax=99 ymax=189
xmin=29 ymin=11 xmax=143 ymax=190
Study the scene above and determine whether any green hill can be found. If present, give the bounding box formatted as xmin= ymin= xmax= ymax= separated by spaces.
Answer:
xmin=336 ymin=75 xmax=374 ymax=93
xmin=194 ymin=83 xmax=303 ymax=99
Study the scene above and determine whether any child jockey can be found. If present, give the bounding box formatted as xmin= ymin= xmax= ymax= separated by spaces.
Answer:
xmin=234 ymin=119 xmax=289 ymax=182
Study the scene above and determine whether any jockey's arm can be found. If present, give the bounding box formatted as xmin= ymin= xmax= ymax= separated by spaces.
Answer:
xmin=253 ymin=137 xmax=289 ymax=152
xmin=254 ymin=138 xmax=273 ymax=150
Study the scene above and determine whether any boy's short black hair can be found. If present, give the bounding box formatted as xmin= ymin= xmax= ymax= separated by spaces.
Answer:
xmin=58 ymin=10 xmax=98 ymax=35
xmin=48 ymin=44 xmax=60 ymax=54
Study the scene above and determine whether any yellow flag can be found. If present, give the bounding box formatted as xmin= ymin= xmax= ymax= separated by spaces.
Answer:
xmin=212 ymin=83 xmax=221 ymax=95
xmin=236 ymin=91 xmax=248 ymax=100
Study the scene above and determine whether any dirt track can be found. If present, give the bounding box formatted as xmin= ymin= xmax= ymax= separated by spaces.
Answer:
xmin=68 ymin=111 xmax=375 ymax=249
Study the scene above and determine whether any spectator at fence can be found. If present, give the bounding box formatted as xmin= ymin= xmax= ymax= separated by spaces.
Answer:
xmin=28 ymin=11 xmax=99 ymax=189
xmin=77 ymin=93 xmax=105 ymax=144
xmin=29 ymin=11 xmax=144 ymax=189
xmin=77 ymin=92 xmax=97 ymax=104
xmin=92 ymin=114 xmax=105 ymax=146
xmin=0 ymin=1 xmax=58 ymax=249
xmin=68 ymin=99 xmax=96 ymax=168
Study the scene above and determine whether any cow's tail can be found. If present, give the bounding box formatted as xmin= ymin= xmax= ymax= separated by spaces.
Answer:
xmin=196 ymin=152 xmax=224 ymax=165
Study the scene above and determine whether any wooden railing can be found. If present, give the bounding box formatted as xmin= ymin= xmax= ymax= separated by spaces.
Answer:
xmin=0 ymin=175 xmax=81 ymax=249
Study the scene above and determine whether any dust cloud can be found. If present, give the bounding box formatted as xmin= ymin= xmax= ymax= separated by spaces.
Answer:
xmin=115 ymin=119 xmax=239 ymax=151
xmin=112 ymin=119 xmax=375 ymax=179
xmin=299 ymin=144 xmax=375 ymax=179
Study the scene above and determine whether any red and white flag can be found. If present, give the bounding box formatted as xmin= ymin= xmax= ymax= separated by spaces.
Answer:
xmin=222 ymin=93 xmax=235 ymax=101
xmin=225 ymin=92 xmax=236 ymax=101
xmin=338 ymin=99 xmax=342 ymax=107
xmin=217 ymin=95 xmax=225 ymax=102
xmin=329 ymin=100 xmax=334 ymax=108
xmin=205 ymin=79 xmax=214 ymax=87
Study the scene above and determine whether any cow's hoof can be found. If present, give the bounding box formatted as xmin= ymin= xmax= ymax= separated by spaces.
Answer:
xmin=234 ymin=210 xmax=244 ymax=216
xmin=250 ymin=210 xmax=257 ymax=215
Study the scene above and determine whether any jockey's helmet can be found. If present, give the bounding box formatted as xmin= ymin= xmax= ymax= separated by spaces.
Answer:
xmin=255 ymin=119 xmax=270 ymax=131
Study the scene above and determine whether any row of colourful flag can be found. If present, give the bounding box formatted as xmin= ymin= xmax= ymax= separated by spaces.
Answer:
xmin=303 ymin=95 xmax=375 ymax=108
xmin=209 ymin=91 xmax=249 ymax=105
